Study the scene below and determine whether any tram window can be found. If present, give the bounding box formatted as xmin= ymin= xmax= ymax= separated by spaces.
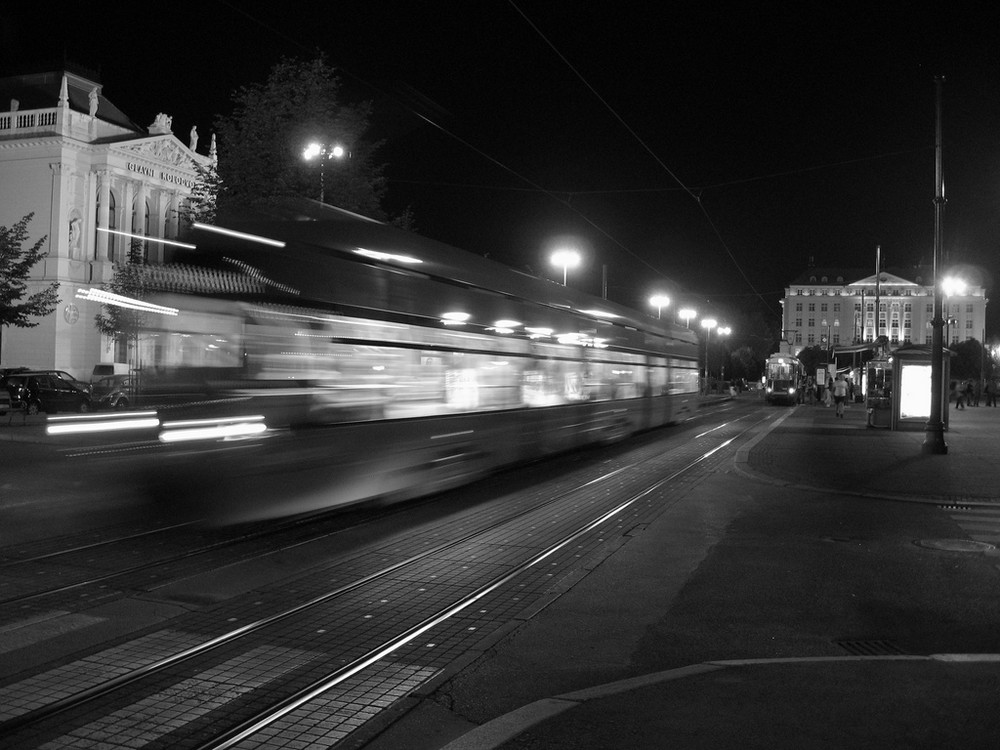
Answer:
xmin=649 ymin=362 xmax=668 ymax=396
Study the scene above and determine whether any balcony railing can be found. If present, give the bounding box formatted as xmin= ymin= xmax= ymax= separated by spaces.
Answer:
xmin=0 ymin=108 xmax=61 ymax=134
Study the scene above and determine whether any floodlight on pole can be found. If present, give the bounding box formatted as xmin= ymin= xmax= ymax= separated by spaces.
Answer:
xmin=649 ymin=294 xmax=670 ymax=319
xmin=678 ymin=308 xmax=696 ymax=328
xmin=303 ymin=142 xmax=348 ymax=203
xmin=701 ymin=318 xmax=717 ymax=391
xmin=551 ymin=248 xmax=581 ymax=286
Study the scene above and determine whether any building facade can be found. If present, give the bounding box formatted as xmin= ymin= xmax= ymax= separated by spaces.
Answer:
xmin=780 ymin=266 xmax=987 ymax=356
xmin=0 ymin=68 xmax=212 ymax=379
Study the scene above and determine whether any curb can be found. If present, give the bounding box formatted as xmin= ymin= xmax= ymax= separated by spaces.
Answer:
xmin=437 ymin=654 xmax=1000 ymax=750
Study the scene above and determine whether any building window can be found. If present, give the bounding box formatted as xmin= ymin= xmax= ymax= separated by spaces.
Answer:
xmin=966 ymin=319 xmax=973 ymax=329
xmin=96 ymin=191 xmax=117 ymax=261
xmin=794 ymin=332 xmax=802 ymax=343
xmin=807 ymin=333 xmax=815 ymax=344
xmin=820 ymin=303 xmax=828 ymax=312
xmin=808 ymin=318 xmax=815 ymax=327
xmin=808 ymin=303 xmax=815 ymax=312
xmin=795 ymin=318 xmax=802 ymax=327
xmin=795 ymin=303 xmax=802 ymax=312
xmin=833 ymin=303 xmax=841 ymax=312
xmin=967 ymin=304 xmax=974 ymax=314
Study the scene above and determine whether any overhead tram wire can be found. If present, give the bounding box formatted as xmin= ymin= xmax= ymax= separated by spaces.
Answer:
xmin=507 ymin=0 xmax=778 ymax=315
xmin=210 ymin=1 xmax=687 ymax=287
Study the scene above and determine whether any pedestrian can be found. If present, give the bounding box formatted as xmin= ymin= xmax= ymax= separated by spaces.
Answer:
xmin=955 ymin=380 xmax=966 ymax=410
xmin=832 ymin=374 xmax=848 ymax=418
xmin=986 ymin=379 xmax=997 ymax=408
xmin=965 ymin=380 xmax=975 ymax=407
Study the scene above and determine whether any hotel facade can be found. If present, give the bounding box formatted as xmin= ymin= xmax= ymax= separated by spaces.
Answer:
xmin=780 ymin=266 xmax=987 ymax=356
xmin=0 ymin=68 xmax=212 ymax=379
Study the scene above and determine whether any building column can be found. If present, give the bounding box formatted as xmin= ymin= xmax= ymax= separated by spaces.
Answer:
xmin=121 ymin=180 xmax=135 ymax=263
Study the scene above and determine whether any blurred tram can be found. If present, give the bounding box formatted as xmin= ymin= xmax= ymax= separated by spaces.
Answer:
xmin=763 ymin=353 xmax=804 ymax=405
xmin=104 ymin=215 xmax=700 ymax=519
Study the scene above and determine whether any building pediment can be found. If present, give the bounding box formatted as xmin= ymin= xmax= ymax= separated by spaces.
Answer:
xmin=848 ymin=272 xmax=919 ymax=287
xmin=115 ymin=135 xmax=197 ymax=169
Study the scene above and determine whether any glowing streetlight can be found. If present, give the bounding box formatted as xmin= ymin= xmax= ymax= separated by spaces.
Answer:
xmin=940 ymin=277 xmax=968 ymax=347
xmin=701 ymin=318 xmax=717 ymax=392
xmin=303 ymin=142 xmax=347 ymax=203
xmin=649 ymin=294 xmax=670 ymax=319
xmin=678 ymin=308 xmax=696 ymax=328
xmin=551 ymin=248 xmax=581 ymax=286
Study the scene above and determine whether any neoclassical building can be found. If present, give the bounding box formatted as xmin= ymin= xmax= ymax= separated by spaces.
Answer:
xmin=0 ymin=67 xmax=213 ymax=378
xmin=780 ymin=266 xmax=987 ymax=356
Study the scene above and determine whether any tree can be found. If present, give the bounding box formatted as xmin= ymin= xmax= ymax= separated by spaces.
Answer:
xmin=213 ymin=56 xmax=389 ymax=221
xmin=0 ymin=213 xmax=60 ymax=363
xmin=179 ymin=158 xmax=222 ymax=229
xmin=94 ymin=240 xmax=149 ymax=366
xmin=949 ymin=339 xmax=985 ymax=380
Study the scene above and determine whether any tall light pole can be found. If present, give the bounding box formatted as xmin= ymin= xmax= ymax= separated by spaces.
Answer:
xmin=923 ymin=76 xmax=947 ymax=455
xmin=649 ymin=294 xmax=670 ymax=319
xmin=551 ymin=248 xmax=581 ymax=286
xmin=679 ymin=308 xmax=696 ymax=328
xmin=303 ymin=142 xmax=347 ymax=203
xmin=701 ymin=318 xmax=717 ymax=393
xmin=717 ymin=326 xmax=731 ymax=381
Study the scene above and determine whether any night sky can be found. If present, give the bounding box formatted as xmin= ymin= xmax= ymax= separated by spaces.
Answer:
xmin=5 ymin=2 xmax=1000 ymax=334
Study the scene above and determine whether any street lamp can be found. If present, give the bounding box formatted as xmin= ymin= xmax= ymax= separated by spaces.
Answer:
xmin=701 ymin=317 xmax=717 ymax=392
xmin=303 ymin=142 xmax=347 ymax=203
xmin=649 ymin=294 xmax=670 ymax=319
xmin=551 ymin=248 xmax=581 ymax=286
xmin=678 ymin=308 xmax=696 ymax=328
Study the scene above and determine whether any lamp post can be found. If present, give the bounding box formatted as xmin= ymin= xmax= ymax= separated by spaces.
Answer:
xmin=923 ymin=76 xmax=947 ymax=455
xmin=303 ymin=142 xmax=347 ymax=203
xmin=649 ymin=294 xmax=670 ymax=319
xmin=551 ymin=248 xmax=581 ymax=286
xmin=701 ymin=318 xmax=717 ymax=393
xmin=717 ymin=326 xmax=731 ymax=381
xmin=679 ymin=308 xmax=696 ymax=328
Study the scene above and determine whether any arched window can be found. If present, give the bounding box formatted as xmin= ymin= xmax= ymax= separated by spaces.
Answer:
xmin=96 ymin=191 xmax=117 ymax=261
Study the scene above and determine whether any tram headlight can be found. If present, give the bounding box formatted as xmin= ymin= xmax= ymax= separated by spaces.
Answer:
xmin=787 ymin=387 xmax=796 ymax=395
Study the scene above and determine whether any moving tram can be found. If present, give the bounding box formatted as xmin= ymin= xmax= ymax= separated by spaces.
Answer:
xmin=764 ymin=353 xmax=804 ymax=405
xmin=103 ymin=216 xmax=702 ymax=519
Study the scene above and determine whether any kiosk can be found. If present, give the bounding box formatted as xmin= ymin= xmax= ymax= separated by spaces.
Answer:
xmin=890 ymin=345 xmax=952 ymax=431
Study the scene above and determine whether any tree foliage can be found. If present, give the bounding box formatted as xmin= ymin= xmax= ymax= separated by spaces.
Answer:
xmin=213 ymin=56 xmax=388 ymax=220
xmin=949 ymin=339 xmax=987 ymax=380
xmin=179 ymin=159 xmax=222 ymax=229
xmin=94 ymin=240 xmax=149 ymax=356
xmin=0 ymin=213 xmax=60 ymax=341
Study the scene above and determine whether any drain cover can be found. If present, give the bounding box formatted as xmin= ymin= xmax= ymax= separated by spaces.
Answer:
xmin=915 ymin=539 xmax=996 ymax=553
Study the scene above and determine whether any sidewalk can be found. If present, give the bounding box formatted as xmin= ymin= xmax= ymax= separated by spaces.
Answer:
xmin=417 ymin=402 xmax=1000 ymax=750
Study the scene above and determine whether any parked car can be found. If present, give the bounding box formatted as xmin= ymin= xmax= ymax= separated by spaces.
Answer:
xmin=93 ymin=374 xmax=134 ymax=410
xmin=1 ymin=370 xmax=93 ymax=414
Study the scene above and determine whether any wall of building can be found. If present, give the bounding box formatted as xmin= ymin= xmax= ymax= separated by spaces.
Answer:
xmin=0 ymin=72 xmax=210 ymax=379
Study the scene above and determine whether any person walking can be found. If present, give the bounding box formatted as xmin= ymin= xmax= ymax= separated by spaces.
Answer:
xmin=832 ymin=374 xmax=848 ymax=418
xmin=956 ymin=380 xmax=967 ymax=410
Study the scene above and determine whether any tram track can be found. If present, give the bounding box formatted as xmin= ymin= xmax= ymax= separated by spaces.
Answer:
xmin=0 ymin=406 xmax=774 ymax=749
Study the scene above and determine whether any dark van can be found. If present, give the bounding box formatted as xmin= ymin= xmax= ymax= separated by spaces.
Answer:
xmin=1 ymin=371 xmax=92 ymax=414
